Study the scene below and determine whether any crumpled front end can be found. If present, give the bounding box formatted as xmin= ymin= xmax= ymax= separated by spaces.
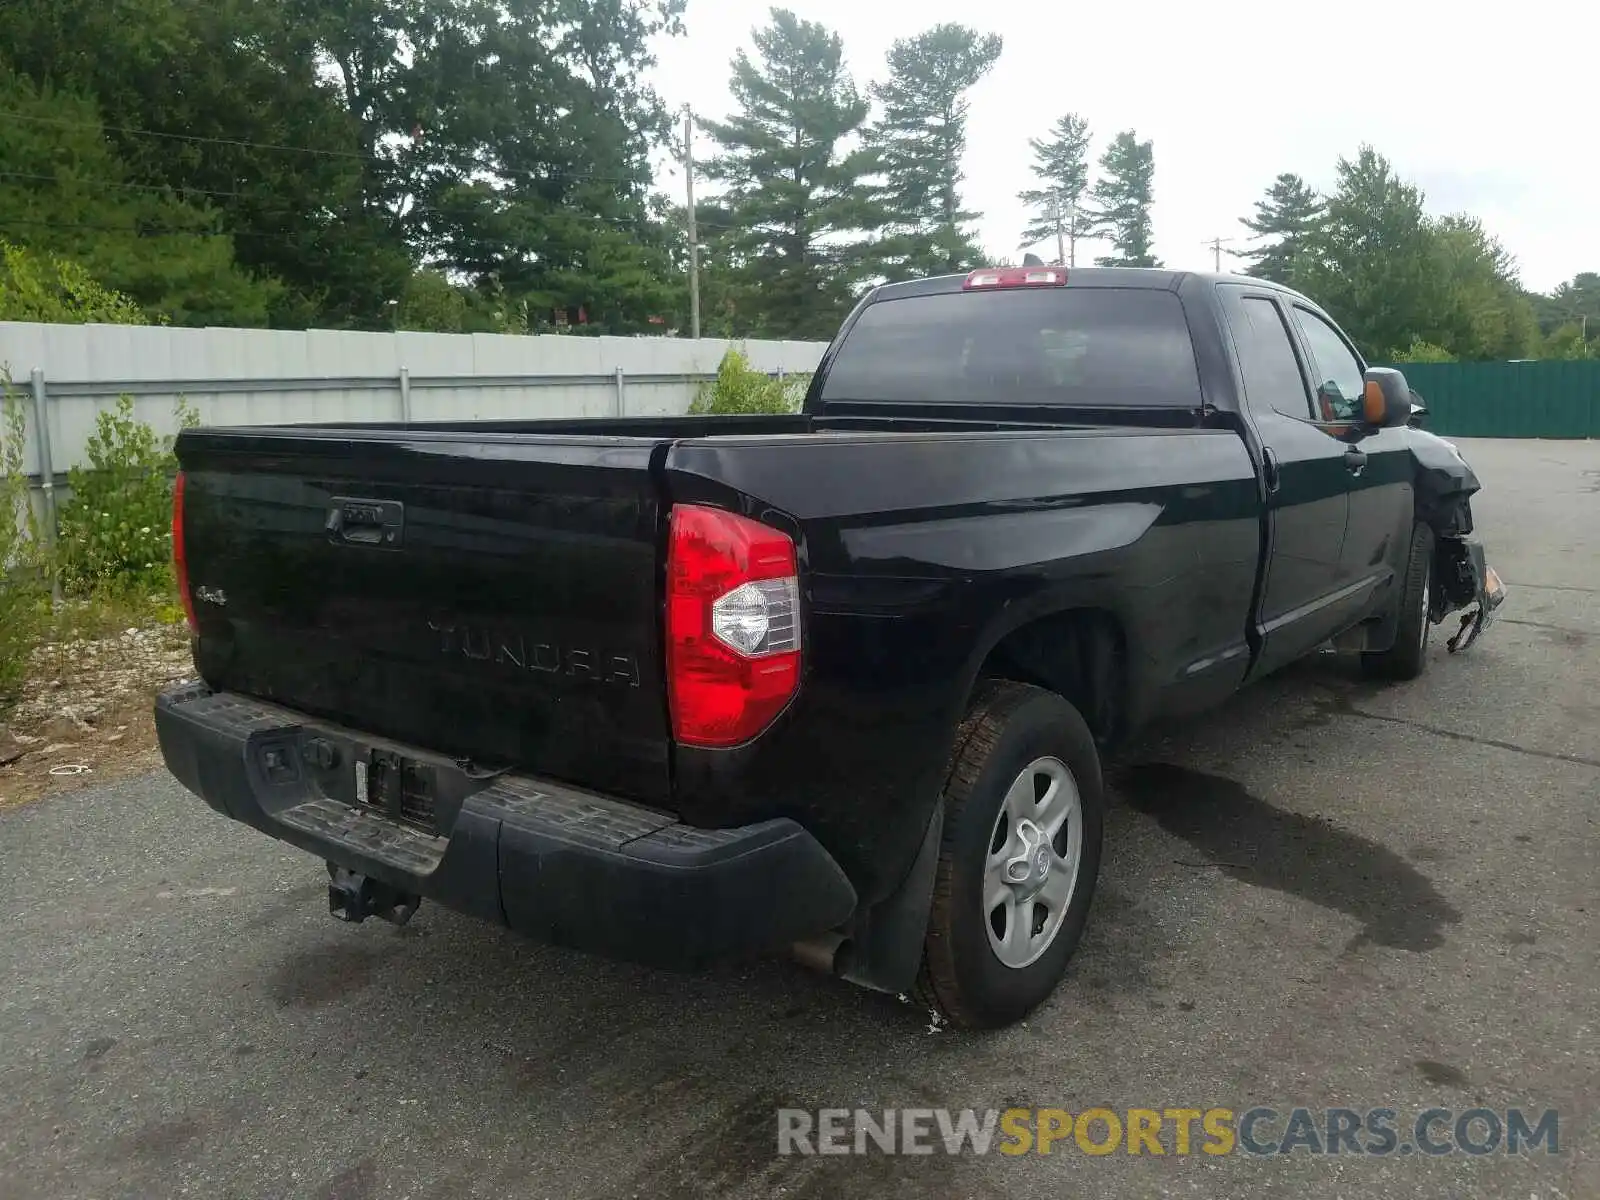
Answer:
xmin=1408 ymin=430 xmax=1506 ymax=653
xmin=1435 ymin=537 xmax=1507 ymax=654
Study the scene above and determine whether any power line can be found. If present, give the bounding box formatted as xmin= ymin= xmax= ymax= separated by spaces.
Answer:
xmin=0 ymin=169 xmax=267 ymax=203
xmin=0 ymin=215 xmax=296 ymax=243
xmin=0 ymin=110 xmax=660 ymax=188
xmin=0 ymin=209 xmax=743 ymax=247
xmin=0 ymin=168 xmax=658 ymax=213
xmin=0 ymin=108 xmax=368 ymax=159
xmin=0 ymin=107 xmax=755 ymax=266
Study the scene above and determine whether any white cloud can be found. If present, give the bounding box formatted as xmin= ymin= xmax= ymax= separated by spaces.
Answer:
xmin=650 ymin=0 xmax=1598 ymax=291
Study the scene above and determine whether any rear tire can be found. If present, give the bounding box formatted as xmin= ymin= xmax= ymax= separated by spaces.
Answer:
xmin=917 ymin=681 xmax=1104 ymax=1030
xmin=1362 ymin=522 xmax=1434 ymax=681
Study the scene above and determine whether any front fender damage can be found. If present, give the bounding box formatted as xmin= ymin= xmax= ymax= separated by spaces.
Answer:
xmin=1408 ymin=430 xmax=1506 ymax=653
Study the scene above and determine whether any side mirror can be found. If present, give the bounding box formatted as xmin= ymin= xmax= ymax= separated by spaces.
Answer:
xmin=1408 ymin=389 xmax=1429 ymax=427
xmin=1361 ymin=367 xmax=1413 ymax=429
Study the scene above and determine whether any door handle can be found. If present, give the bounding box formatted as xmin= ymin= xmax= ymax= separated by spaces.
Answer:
xmin=1262 ymin=447 xmax=1281 ymax=494
xmin=1344 ymin=447 xmax=1367 ymax=477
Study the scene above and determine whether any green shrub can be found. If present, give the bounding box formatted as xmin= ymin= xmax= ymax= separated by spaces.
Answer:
xmin=1 ymin=245 xmax=149 ymax=702
xmin=1392 ymin=339 xmax=1457 ymax=364
xmin=1541 ymin=324 xmax=1594 ymax=361
xmin=690 ymin=348 xmax=807 ymax=415
xmin=1 ymin=381 xmax=47 ymax=702
xmin=56 ymin=396 xmax=196 ymax=600
xmin=397 ymin=269 xmax=470 ymax=333
xmin=0 ymin=582 xmax=47 ymax=704
xmin=0 ymin=238 xmax=147 ymax=324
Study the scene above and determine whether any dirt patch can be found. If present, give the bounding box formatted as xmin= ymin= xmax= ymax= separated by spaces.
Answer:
xmin=0 ymin=623 xmax=193 ymax=809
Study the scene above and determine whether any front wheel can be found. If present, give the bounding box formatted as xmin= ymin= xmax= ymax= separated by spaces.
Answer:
xmin=917 ymin=681 xmax=1105 ymax=1030
xmin=1362 ymin=522 xmax=1434 ymax=681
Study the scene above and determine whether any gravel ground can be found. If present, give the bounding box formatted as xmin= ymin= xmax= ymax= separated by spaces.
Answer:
xmin=1 ymin=437 xmax=1595 ymax=1200
xmin=0 ymin=622 xmax=193 ymax=809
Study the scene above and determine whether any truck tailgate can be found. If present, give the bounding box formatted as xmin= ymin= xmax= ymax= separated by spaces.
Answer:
xmin=176 ymin=427 xmax=672 ymax=804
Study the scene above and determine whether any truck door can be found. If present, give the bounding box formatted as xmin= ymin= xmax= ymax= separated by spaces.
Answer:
xmin=1217 ymin=285 xmax=1361 ymax=676
xmin=1287 ymin=304 xmax=1415 ymax=617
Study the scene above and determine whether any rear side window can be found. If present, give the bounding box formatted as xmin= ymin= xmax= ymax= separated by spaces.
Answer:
xmin=819 ymin=288 xmax=1202 ymax=408
xmin=1226 ymin=291 xmax=1314 ymax=420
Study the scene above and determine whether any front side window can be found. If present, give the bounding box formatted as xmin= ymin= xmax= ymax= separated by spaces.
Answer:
xmin=1293 ymin=309 xmax=1365 ymax=423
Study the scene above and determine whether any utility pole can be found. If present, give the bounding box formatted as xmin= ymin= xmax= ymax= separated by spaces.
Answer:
xmin=1203 ymin=236 xmax=1237 ymax=272
xmin=683 ymin=106 xmax=701 ymax=340
xmin=1053 ymin=198 xmax=1066 ymax=269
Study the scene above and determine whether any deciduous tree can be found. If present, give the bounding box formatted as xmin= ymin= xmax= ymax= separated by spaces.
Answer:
xmin=1534 ymin=272 xmax=1598 ymax=350
xmin=0 ymin=72 xmax=280 ymax=326
xmin=1299 ymin=147 xmax=1538 ymax=360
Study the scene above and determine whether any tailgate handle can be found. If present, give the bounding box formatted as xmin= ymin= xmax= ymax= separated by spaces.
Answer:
xmin=327 ymin=497 xmax=404 ymax=548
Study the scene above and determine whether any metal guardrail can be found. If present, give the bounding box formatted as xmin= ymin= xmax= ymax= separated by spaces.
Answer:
xmin=32 ymin=370 xmax=733 ymax=399
xmin=12 ymin=362 xmax=801 ymax=485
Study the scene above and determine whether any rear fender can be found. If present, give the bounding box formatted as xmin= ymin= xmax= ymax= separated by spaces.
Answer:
xmin=960 ymin=598 xmax=1133 ymax=746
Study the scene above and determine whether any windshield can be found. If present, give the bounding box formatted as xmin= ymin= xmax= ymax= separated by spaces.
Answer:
xmin=819 ymin=288 xmax=1203 ymax=408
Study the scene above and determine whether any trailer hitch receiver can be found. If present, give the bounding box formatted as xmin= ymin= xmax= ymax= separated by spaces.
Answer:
xmin=327 ymin=864 xmax=421 ymax=926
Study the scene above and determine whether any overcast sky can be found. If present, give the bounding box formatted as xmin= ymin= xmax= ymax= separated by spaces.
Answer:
xmin=650 ymin=0 xmax=1595 ymax=293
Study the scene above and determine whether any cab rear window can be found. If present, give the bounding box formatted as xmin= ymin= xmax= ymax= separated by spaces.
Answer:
xmin=820 ymin=288 xmax=1202 ymax=408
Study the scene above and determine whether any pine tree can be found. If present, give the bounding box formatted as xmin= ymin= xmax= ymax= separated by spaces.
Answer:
xmin=1087 ymin=131 xmax=1159 ymax=268
xmin=1238 ymin=173 xmax=1325 ymax=287
xmin=1017 ymin=113 xmax=1092 ymax=266
xmin=701 ymin=9 xmax=874 ymax=339
xmin=864 ymin=23 xmax=1003 ymax=280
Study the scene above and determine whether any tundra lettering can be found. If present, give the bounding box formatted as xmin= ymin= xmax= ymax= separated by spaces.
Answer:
xmin=426 ymin=619 xmax=641 ymax=687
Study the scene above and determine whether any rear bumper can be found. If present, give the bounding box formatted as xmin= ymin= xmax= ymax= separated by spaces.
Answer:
xmin=154 ymin=684 xmax=856 ymax=968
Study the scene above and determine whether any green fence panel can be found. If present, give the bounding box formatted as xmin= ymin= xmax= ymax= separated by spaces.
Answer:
xmin=1379 ymin=361 xmax=1600 ymax=439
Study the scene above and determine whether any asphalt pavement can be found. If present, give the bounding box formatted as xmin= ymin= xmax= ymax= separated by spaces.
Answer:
xmin=1 ymin=437 xmax=1595 ymax=1200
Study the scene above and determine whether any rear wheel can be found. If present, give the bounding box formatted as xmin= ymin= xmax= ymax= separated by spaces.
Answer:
xmin=917 ymin=681 xmax=1104 ymax=1030
xmin=1363 ymin=522 xmax=1434 ymax=681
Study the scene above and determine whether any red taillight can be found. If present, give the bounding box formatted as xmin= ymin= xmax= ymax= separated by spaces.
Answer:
xmin=666 ymin=504 xmax=801 ymax=748
xmin=172 ymin=470 xmax=197 ymax=632
xmin=963 ymin=266 xmax=1068 ymax=290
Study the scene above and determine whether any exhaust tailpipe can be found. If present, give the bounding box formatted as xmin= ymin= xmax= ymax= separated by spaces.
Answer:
xmin=791 ymin=932 xmax=847 ymax=975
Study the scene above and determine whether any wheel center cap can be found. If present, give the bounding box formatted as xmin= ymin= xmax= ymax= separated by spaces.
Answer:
xmin=1005 ymin=819 xmax=1051 ymax=892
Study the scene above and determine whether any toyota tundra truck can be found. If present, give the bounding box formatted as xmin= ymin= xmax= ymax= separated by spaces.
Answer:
xmin=155 ymin=267 xmax=1502 ymax=1029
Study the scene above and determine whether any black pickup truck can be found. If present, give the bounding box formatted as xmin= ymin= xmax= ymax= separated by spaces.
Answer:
xmin=156 ymin=267 xmax=1502 ymax=1029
